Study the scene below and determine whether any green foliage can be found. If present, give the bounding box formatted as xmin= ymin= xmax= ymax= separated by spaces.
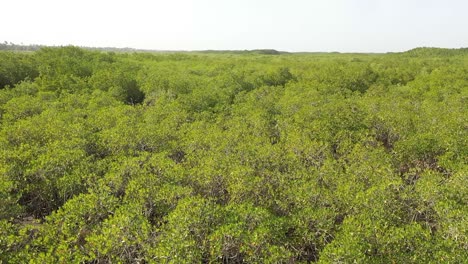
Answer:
xmin=90 ymin=64 xmax=145 ymax=104
xmin=0 ymin=51 xmax=38 ymax=88
xmin=0 ymin=46 xmax=466 ymax=262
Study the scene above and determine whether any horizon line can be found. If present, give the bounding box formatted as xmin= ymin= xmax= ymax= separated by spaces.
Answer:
xmin=1 ymin=41 xmax=467 ymax=54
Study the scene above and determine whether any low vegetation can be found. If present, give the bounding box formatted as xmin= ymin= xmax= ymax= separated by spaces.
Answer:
xmin=0 ymin=46 xmax=467 ymax=263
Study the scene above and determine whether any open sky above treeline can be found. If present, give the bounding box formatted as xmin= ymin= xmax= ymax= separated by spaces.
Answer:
xmin=2 ymin=0 xmax=468 ymax=52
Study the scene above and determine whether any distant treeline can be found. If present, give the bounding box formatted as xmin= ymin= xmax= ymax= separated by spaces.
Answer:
xmin=0 ymin=42 xmax=288 ymax=54
xmin=198 ymin=49 xmax=288 ymax=55
xmin=3 ymin=41 xmax=466 ymax=55
xmin=0 ymin=41 xmax=145 ymax=53
xmin=0 ymin=41 xmax=44 ymax=51
xmin=405 ymin=47 xmax=468 ymax=56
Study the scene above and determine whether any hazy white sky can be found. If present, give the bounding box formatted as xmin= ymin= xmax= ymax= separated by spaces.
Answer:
xmin=2 ymin=0 xmax=467 ymax=52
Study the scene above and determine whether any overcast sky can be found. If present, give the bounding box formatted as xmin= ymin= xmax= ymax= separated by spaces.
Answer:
xmin=2 ymin=0 xmax=467 ymax=52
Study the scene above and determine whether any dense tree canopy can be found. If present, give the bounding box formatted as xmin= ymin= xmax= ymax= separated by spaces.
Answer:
xmin=0 ymin=47 xmax=467 ymax=263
